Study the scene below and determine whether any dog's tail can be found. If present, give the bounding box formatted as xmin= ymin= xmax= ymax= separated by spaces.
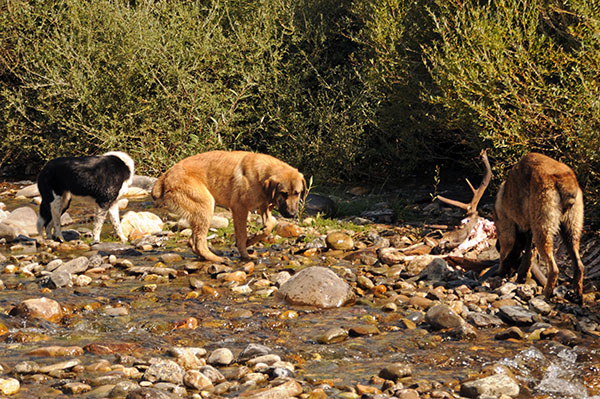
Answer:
xmin=555 ymin=177 xmax=579 ymax=213
xmin=151 ymin=174 xmax=166 ymax=206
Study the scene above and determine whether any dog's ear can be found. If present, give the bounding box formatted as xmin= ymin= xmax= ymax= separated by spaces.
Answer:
xmin=265 ymin=177 xmax=280 ymax=202
xmin=301 ymin=177 xmax=307 ymax=201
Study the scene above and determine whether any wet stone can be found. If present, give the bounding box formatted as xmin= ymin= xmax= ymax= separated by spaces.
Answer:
xmin=379 ymin=363 xmax=412 ymax=381
xmin=408 ymin=296 xmax=432 ymax=309
xmin=0 ymin=378 xmax=20 ymax=395
xmin=10 ymin=297 xmax=64 ymax=323
xmin=126 ymin=387 xmax=177 ymax=399
xmin=62 ymin=382 xmax=92 ymax=394
xmin=275 ymin=221 xmax=302 ymax=237
xmin=348 ymin=324 xmax=380 ymax=337
xmin=110 ymin=380 xmax=141 ymax=397
xmin=395 ymin=389 xmax=419 ymax=399
xmin=199 ymin=365 xmax=225 ymax=383
xmin=39 ymin=359 xmax=81 ymax=373
xmin=208 ymin=348 xmax=234 ymax=366
xmin=240 ymin=378 xmax=302 ymax=399
xmin=246 ymin=354 xmax=281 ymax=367
xmin=28 ymin=345 xmax=84 ymax=357
xmin=418 ymin=258 xmax=451 ymax=281
xmin=267 ymin=366 xmax=294 ymax=379
xmin=152 ymin=382 xmax=186 ymax=396
xmin=495 ymin=326 xmax=525 ymax=340
xmin=460 ymin=373 xmax=520 ymax=398
xmin=467 ymin=312 xmax=503 ymax=328
xmin=143 ymin=359 xmax=185 ymax=384
xmin=55 ymin=256 xmax=89 ymax=274
xmin=497 ymin=305 xmax=538 ymax=325
xmin=449 ymin=322 xmax=478 ymax=339
xmin=425 ymin=304 xmax=464 ymax=330
xmin=529 ymin=296 xmax=552 ymax=315
xmin=14 ymin=361 xmax=40 ymax=374
xmin=277 ymin=266 xmax=355 ymax=308
xmin=169 ymin=347 xmax=206 ymax=370
xmin=39 ymin=271 xmax=72 ymax=289
xmin=326 ymin=232 xmax=354 ymax=250
xmin=317 ymin=327 xmax=349 ymax=344
xmin=184 ymin=370 xmax=213 ymax=390
xmin=160 ymin=253 xmax=183 ymax=264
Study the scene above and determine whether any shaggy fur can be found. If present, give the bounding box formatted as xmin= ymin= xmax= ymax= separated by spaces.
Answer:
xmin=152 ymin=151 xmax=305 ymax=262
xmin=36 ymin=151 xmax=134 ymax=243
xmin=494 ymin=152 xmax=584 ymax=302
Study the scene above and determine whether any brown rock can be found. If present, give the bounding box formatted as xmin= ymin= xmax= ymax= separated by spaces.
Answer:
xmin=10 ymin=297 xmax=64 ymax=323
xmin=27 ymin=346 xmax=84 ymax=357
xmin=84 ymin=342 xmax=142 ymax=355
xmin=275 ymin=222 xmax=303 ymax=237
xmin=408 ymin=296 xmax=432 ymax=310
xmin=240 ymin=379 xmax=302 ymax=399
xmin=326 ymin=232 xmax=354 ymax=250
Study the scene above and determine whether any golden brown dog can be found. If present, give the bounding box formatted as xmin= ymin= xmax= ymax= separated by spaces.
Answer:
xmin=152 ymin=151 xmax=306 ymax=262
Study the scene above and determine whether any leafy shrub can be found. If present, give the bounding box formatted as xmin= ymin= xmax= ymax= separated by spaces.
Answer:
xmin=0 ymin=0 xmax=376 ymax=181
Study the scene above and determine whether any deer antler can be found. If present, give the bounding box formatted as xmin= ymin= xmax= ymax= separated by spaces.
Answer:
xmin=437 ymin=149 xmax=492 ymax=216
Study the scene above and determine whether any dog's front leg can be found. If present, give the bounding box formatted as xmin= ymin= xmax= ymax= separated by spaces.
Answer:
xmin=107 ymin=203 xmax=128 ymax=243
xmin=232 ymin=206 xmax=253 ymax=259
xmin=247 ymin=205 xmax=275 ymax=247
xmin=49 ymin=194 xmax=66 ymax=241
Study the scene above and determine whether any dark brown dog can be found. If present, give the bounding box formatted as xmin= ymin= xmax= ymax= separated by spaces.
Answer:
xmin=152 ymin=151 xmax=306 ymax=262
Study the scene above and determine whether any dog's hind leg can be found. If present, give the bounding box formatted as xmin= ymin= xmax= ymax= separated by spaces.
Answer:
xmin=107 ymin=202 xmax=127 ymax=243
xmin=92 ymin=206 xmax=109 ymax=243
xmin=179 ymin=186 xmax=223 ymax=263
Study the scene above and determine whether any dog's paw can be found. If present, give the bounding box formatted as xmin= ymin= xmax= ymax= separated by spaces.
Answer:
xmin=564 ymin=290 xmax=584 ymax=305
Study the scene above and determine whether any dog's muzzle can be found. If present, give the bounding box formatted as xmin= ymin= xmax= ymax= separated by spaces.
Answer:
xmin=278 ymin=200 xmax=297 ymax=219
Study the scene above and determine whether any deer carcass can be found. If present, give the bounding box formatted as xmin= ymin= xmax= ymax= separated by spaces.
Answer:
xmin=437 ymin=149 xmax=493 ymax=253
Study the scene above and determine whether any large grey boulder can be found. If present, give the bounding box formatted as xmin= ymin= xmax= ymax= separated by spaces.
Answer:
xmin=277 ymin=266 xmax=355 ymax=308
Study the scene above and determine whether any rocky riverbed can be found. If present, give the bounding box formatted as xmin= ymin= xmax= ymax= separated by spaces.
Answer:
xmin=1 ymin=179 xmax=600 ymax=399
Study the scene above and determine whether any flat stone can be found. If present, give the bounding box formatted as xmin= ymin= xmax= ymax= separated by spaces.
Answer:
xmin=379 ymin=363 xmax=412 ymax=380
xmin=497 ymin=305 xmax=537 ymax=325
xmin=39 ymin=359 xmax=81 ymax=373
xmin=460 ymin=373 xmax=519 ymax=398
xmin=143 ymin=359 xmax=185 ymax=384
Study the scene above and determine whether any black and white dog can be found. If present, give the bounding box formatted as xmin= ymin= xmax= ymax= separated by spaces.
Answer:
xmin=36 ymin=151 xmax=135 ymax=243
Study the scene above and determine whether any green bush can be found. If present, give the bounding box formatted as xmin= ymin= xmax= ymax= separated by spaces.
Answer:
xmin=422 ymin=0 xmax=600 ymax=212
xmin=0 ymin=0 xmax=376 ymax=181
xmin=2 ymin=0 xmax=600 ymax=222
xmin=353 ymin=0 xmax=600 ymax=216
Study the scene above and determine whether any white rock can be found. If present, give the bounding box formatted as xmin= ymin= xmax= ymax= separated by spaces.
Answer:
xmin=3 ymin=206 xmax=38 ymax=236
xmin=120 ymin=211 xmax=164 ymax=239
xmin=0 ymin=377 xmax=20 ymax=395
xmin=16 ymin=184 xmax=40 ymax=198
